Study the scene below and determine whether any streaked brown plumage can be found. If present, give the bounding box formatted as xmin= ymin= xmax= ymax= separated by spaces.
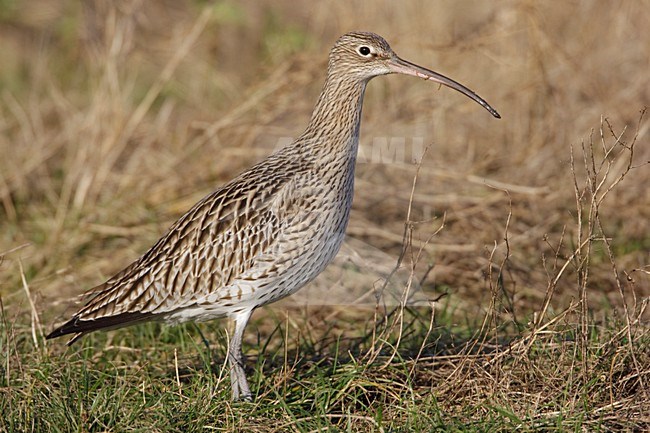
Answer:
xmin=47 ymin=31 xmax=500 ymax=400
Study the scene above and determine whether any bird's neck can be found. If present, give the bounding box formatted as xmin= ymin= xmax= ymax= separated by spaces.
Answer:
xmin=299 ymin=75 xmax=368 ymax=160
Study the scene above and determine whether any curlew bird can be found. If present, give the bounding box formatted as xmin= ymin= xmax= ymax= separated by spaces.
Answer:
xmin=47 ymin=31 xmax=500 ymax=401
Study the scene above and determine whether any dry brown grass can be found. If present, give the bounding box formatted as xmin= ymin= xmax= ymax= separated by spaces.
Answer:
xmin=1 ymin=0 xmax=649 ymax=430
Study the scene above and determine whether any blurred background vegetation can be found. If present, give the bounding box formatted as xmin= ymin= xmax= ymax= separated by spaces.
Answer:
xmin=1 ymin=0 xmax=647 ymax=318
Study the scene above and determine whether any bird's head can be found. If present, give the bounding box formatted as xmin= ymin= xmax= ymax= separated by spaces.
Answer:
xmin=328 ymin=31 xmax=500 ymax=118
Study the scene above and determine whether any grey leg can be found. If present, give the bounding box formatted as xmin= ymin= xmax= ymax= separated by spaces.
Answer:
xmin=228 ymin=309 xmax=253 ymax=401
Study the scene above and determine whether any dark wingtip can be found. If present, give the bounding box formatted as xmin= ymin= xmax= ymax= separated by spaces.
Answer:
xmin=46 ymin=327 xmax=67 ymax=340
xmin=46 ymin=312 xmax=156 ymax=344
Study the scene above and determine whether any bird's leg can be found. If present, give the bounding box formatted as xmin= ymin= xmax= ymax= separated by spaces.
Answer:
xmin=228 ymin=309 xmax=253 ymax=401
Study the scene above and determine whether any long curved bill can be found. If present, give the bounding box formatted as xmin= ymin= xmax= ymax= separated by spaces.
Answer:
xmin=388 ymin=56 xmax=501 ymax=119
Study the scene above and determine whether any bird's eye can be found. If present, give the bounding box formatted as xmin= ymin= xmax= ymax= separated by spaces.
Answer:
xmin=358 ymin=46 xmax=371 ymax=57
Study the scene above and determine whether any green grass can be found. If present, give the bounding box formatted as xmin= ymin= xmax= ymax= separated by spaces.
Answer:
xmin=1 ymin=304 xmax=648 ymax=432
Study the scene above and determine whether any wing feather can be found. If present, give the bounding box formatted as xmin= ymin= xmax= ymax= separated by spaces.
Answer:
xmin=47 ymin=152 xmax=310 ymax=341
